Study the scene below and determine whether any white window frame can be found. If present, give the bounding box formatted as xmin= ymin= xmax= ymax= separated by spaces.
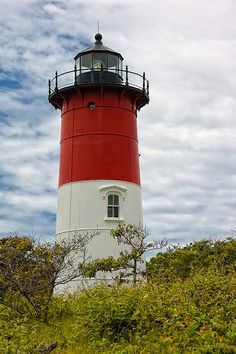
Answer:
xmin=100 ymin=184 xmax=127 ymax=222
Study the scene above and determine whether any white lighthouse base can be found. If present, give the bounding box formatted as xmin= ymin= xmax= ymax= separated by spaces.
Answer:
xmin=55 ymin=180 xmax=144 ymax=292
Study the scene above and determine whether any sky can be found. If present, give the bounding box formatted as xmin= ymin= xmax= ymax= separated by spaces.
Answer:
xmin=0 ymin=0 xmax=236 ymax=244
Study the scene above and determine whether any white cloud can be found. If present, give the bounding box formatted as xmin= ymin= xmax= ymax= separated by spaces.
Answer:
xmin=0 ymin=0 xmax=236 ymax=243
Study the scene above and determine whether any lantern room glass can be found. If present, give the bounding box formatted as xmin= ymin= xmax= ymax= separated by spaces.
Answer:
xmin=76 ymin=53 xmax=123 ymax=75
xmin=92 ymin=52 xmax=108 ymax=70
xmin=108 ymin=54 xmax=118 ymax=73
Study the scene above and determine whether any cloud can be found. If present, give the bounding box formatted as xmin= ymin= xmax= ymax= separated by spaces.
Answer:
xmin=0 ymin=0 xmax=236 ymax=244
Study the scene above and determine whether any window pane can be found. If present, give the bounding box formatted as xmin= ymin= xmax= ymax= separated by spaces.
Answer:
xmin=119 ymin=58 xmax=123 ymax=71
xmin=92 ymin=52 xmax=108 ymax=69
xmin=114 ymin=207 xmax=119 ymax=218
xmin=108 ymin=195 xmax=113 ymax=205
xmin=108 ymin=206 xmax=113 ymax=217
xmin=108 ymin=54 xmax=118 ymax=69
xmin=81 ymin=54 xmax=92 ymax=69
xmin=76 ymin=57 xmax=80 ymax=69
xmin=114 ymin=195 xmax=119 ymax=205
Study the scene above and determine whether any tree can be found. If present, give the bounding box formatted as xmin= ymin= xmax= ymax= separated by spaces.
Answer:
xmin=0 ymin=232 xmax=95 ymax=319
xmin=80 ymin=224 xmax=167 ymax=285
xmin=111 ymin=224 xmax=167 ymax=284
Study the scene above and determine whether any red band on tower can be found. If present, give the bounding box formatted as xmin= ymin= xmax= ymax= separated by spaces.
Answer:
xmin=59 ymin=88 xmax=140 ymax=186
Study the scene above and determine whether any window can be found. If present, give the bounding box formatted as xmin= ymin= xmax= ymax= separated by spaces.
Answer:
xmin=100 ymin=184 xmax=127 ymax=222
xmin=107 ymin=194 xmax=119 ymax=218
xmin=81 ymin=53 xmax=92 ymax=72
xmin=108 ymin=54 xmax=119 ymax=73
xmin=92 ymin=52 xmax=108 ymax=70
xmin=87 ymin=102 xmax=95 ymax=110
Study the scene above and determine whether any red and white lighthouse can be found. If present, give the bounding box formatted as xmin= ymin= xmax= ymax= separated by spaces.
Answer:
xmin=49 ymin=33 xmax=149 ymax=281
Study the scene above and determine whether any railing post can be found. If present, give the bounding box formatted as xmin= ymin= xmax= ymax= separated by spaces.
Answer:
xmin=125 ymin=65 xmax=128 ymax=85
xmin=143 ymin=72 xmax=145 ymax=92
xmin=55 ymin=71 xmax=58 ymax=91
xmin=147 ymin=80 xmax=149 ymax=96
xmin=48 ymin=79 xmax=51 ymax=98
xmin=74 ymin=64 xmax=77 ymax=84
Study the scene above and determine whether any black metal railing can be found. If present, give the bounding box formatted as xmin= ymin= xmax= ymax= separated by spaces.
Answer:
xmin=48 ymin=66 xmax=149 ymax=98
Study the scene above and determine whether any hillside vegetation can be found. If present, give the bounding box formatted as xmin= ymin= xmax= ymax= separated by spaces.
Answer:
xmin=0 ymin=237 xmax=235 ymax=353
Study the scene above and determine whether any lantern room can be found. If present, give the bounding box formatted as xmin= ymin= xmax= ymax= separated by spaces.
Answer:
xmin=74 ymin=33 xmax=124 ymax=84
xmin=48 ymin=33 xmax=149 ymax=110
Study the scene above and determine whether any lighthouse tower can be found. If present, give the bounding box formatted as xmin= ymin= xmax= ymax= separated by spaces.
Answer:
xmin=48 ymin=33 xmax=149 ymax=284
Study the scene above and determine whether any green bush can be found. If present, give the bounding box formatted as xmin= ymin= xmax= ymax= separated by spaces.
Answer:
xmin=0 ymin=238 xmax=235 ymax=353
xmin=147 ymin=237 xmax=236 ymax=281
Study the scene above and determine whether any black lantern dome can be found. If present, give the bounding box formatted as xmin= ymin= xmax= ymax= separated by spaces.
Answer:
xmin=74 ymin=33 xmax=124 ymax=84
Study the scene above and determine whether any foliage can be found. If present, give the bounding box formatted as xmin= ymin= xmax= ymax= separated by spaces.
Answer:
xmin=80 ymin=224 xmax=167 ymax=284
xmin=0 ymin=237 xmax=235 ymax=353
xmin=147 ymin=237 xmax=236 ymax=281
xmin=78 ymin=255 xmax=123 ymax=278
xmin=0 ymin=264 xmax=235 ymax=353
xmin=0 ymin=232 xmax=94 ymax=319
xmin=73 ymin=265 xmax=236 ymax=351
xmin=111 ymin=224 xmax=167 ymax=284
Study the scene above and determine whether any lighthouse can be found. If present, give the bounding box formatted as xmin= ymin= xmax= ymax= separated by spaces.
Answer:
xmin=48 ymin=33 xmax=149 ymax=285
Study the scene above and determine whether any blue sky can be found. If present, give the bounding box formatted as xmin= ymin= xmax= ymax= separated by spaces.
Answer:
xmin=0 ymin=0 xmax=236 ymax=244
